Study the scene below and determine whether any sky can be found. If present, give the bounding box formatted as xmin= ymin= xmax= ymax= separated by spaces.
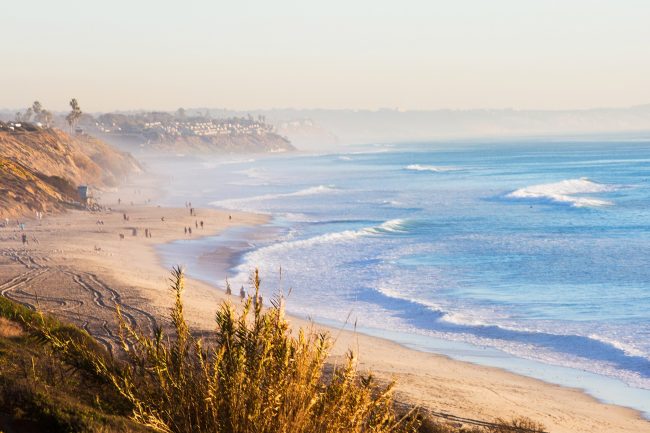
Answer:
xmin=2 ymin=0 xmax=650 ymax=112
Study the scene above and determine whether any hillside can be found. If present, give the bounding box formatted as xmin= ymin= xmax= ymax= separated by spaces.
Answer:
xmin=80 ymin=111 xmax=296 ymax=154
xmin=0 ymin=124 xmax=140 ymax=218
xmin=98 ymin=130 xmax=295 ymax=154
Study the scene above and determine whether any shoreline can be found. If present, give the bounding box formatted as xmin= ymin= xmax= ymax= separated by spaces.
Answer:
xmin=1 ymin=200 xmax=649 ymax=432
xmin=157 ymin=211 xmax=650 ymax=433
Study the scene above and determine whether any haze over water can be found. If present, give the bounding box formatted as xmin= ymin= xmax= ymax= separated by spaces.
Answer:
xmin=157 ymin=137 xmax=650 ymax=414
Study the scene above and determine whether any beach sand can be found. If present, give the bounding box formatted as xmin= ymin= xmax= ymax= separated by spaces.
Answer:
xmin=1 ymin=201 xmax=648 ymax=433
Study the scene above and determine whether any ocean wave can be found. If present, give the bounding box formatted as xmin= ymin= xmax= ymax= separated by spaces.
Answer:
xmin=289 ymin=185 xmax=336 ymax=197
xmin=201 ymin=158 xmax=255 ymax=169
xmin=506 ymin=177 xmax=617 ymax=207
xmin=251 ymin=219 xmax=410 ymax=255
xmin=236 ymin=167 xmax=266 ymax=179
xmin=365 ymin=285 xmax=650 ymax=386
xmin=588 ymin=334 xmax=647 ymax=358
xmin=210 ymin=185 xmax=337 ymax=209
xmin=405 ymin=164 xmax=457 ymax=172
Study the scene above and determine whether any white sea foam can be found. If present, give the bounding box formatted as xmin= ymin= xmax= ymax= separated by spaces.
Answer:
xmin=237 ymin=167 xmax=267 ymax=180
xmin=250 ymin=219 xmax=409 ymax=256
xmin=405 ymin=164 xmax=457 ymax=172
xmin=201 ymin=158 xmax=255 ymax=169
xmin=588 ymin=334 xmax=647 ymax=358
xmin=289 ymin=185 xmax=336 ymax=197
xmin=375 ymin=286 xmax=443 ymax=311
xmin=507 ymin=178 xmax=617 ymax=207
xmin=210 ymin=185 xmax=337 ymax=209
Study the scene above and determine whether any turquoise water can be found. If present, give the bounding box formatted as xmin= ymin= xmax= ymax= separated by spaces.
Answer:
xmin=155 ymin=137 xmax=650 ymax=415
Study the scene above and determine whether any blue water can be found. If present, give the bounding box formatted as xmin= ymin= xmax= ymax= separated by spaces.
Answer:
xmin=153 ymin=138 xmax=650 ymax=415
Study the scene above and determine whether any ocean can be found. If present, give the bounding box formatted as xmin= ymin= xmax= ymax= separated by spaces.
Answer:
xmin=154 ymin=137 xmax=650 ymax=415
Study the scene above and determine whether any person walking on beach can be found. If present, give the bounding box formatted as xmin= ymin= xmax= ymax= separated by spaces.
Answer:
xmin=240 ymin=285 xmax=246 ymax=299
xmin=188 ymin=227 xmax=192 ymax=235
xmin=184 ymin=227 xmax=187 ymax=235
xmin=253 ymin=294 xmax=263 ymax=309
xmin=200 ymin=220 xmax=204 ymax=229
xmin=145 ymin=228 xmax=149 ymax=238
xmin=195 ymin=221 xmax=198 ymax=229
xmin=21 ymin=233 xmax=27 ymax=245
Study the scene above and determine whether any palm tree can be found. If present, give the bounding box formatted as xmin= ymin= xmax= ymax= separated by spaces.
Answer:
xmin=66 ymin=98 xmax=83 ymax=133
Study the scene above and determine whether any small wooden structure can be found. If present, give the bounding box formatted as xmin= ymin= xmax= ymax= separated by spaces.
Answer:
xmin=78 ymin=185 xmax=93 ymax=206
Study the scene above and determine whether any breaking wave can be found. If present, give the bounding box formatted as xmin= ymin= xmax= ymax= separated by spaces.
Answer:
xmin=406 ymin=164 xmax=458 ymax=173
xmin=405 ymin=164 xmax=457 ymax=172
xmin=506 ymin=178 xmax=617 ymax=207
xmin=210 ymin=185 xmax=337 ymax=209
xmin=250 ymin=219 xmax=410 ymax=255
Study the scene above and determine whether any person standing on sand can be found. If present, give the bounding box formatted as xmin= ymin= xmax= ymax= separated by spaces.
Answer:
xmin=200 ymin=220 xmax=204 ymax=229
xmin=195 ymin=221 xmax=198 ymax=229
xmin=240 ymin=285 xmax=246 ymax=299
xmin=21 ymin=233 xmax=27 ymax=245
xmin=184 ymin=227 xmax=187 ymax=235
xmin=188 ymin=227 xmax=192 ymax=235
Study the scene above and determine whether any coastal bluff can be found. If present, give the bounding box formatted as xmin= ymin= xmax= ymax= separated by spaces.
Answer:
xmin=0 ymin=123 xmax=140 ymax=218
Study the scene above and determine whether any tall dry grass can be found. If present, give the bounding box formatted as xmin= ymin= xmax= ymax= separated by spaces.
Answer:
xmin=42 ymin=267 xmax=419 ymax=433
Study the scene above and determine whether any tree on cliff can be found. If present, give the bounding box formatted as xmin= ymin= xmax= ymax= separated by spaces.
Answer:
xmin=66 ymin=98 xmax=83 ymax=133
xmin=32 ymin=101 xmax=53 ymax=127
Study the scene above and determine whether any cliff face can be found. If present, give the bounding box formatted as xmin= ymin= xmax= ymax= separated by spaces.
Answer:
xmin=159 ymin=133 xmax=296 ymax=154
xmin=97 ymin=131 xmax=295 ymax=154
xmin=0 ymin=127 xmax=140 ymax=218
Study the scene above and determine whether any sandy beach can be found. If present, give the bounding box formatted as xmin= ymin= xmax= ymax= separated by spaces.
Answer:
xmin=1 ymin=199 xmax=649 ymax=433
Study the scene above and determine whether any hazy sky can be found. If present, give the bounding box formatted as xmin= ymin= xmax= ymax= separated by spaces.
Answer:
xmin=2 ymin=0 xmax=649 ymax=112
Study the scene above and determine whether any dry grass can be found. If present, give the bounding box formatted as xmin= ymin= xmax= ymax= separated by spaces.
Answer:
xmin=0 ymin=316 xmax=24 ymax=338
xmin=25 ymin=267 xmax=545 ymax=433
xmin=40 ymin=267 xmax=420 ymax=433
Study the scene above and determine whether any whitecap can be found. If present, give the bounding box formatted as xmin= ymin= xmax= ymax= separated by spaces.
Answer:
xmin=210 ymin=185 xmax=337 ymax=209
xmin=250 ymin=219 xmax=409 ymax=256
xmin=506 ymin=178 xmax=617 ymax=207
xmin=405 ymin=164 xmax=457 ymax=172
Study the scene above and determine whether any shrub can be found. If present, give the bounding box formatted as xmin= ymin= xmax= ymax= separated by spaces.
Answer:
xmin=43 ymin=267 xmax=419 ymax=433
